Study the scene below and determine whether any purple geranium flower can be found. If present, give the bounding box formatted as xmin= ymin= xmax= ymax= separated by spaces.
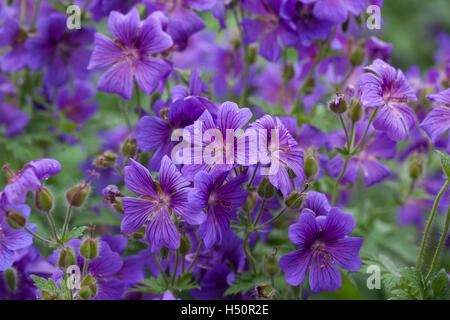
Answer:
xmin=25 ymin=13 xmax=94 ymax=87
xmin=121 ymin=156 xmax=204 ymax=252
xmin=359 ymin=59 xmax=417 ymax=141
xmin=279 ymin=208 xmax=363 ymax=294
xmin=420 ymin=89 xmax=450 ymax=152
xmin=327 ymin=121 xmax=396 ymax=187
xmin=0 ymin=16 xmax=28 ymax=72
xmin=311 ymin=0 xmax=367 ymax=24
xmin=241 ymin=0 xmax=298 ymax=61
xmin=0 ymin=205 xmax=33 ymax=271
xmin=56 ymin=80 xmax=98 ymax=125
xmin=2 ymin=158 xmax=61 ymax=205
xmin=0 ymin=103 xmax=29 ymax=137
xmin=88 ymin=8 xmax=173 ymax=100
xmin=189 ymin=171 xmax=248 ymax=248
xmin=248 ymin=115 xmax=305 ymax=197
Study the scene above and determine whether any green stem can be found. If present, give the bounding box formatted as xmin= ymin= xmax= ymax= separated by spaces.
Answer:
xmin=339 ymin=114 xmax=350 ymax=149
xmin=425 ymin=203 xmax=450 ymax=282
xmin=134 ymin=81 xmax=142 ymax=119
xmin=119 ymin=100 xmax=132 ymax=131
xmin=256 ymin=207 xmax=287 ymax=230
xmin=45 ymin=212 xmax=60 ymax=243
xmin=246 ymin=162 xmax=259 ymax=190
xmin=243 ymin=231 xmax=257 ymax=273
xmin=61 ymin=205 xmax=73 ymax=241
xmin=82 ymin=259 xmax=89 ymax=278
xmin=30 ymin=0 xmax=40 ymax=29
xmin=351 ymin=108 xmax=379 ymax=153
xmin=20 ymin=0 xmax=26 ymax=28
xmin=185 ymin=239 xmax=203 ymax=273
xmin=253 ymin=199 xmax=266 ymax=227
xmin=153 ymin=253 xmax=169 ymax=283
xmin=24 ymin=225 xmax=56 ymax=246
xmin=416 ymin=179 xmax=449 ymax=270
xmin=171 ymin=249 xmax=179 ymax=286
xmin=331 ymin=157 xmax=350 ymax=206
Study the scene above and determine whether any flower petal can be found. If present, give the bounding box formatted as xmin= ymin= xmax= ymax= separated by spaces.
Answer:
xmin=279 ymin=249 xmax=313 ymax=286
xmin=97 ymin=59 xmax=133 ymax=100
xmin=124 ymin=158 xmax=158 ymax=197
xmin=121 ymin=197 xmax=156 ymax=234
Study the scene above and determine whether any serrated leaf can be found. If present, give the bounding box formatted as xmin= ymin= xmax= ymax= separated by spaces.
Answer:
xmin=436 ymin=150 xmax=450 ymax=177
xmin=30 ymin=275 xmax=59 ymax=295
xmin=400 ymin=267 xmax=426 ymax=299
xmin=390 ymin=289 xmax=416 ymax=300
xmin=431 ymin=269 xmax=449 ymax=295
xmin=62 ymin=226 xmax=88 ymax=242
xmin=224 ymin=272 xmax=267 ymax=296
xmin=175 ymin=272 xmax=199 ymax=291
xmin=130 ymin=276 xmax=168 ymax=294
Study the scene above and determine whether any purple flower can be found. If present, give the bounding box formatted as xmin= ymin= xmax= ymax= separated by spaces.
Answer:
xmin=365 ymin=36 xmax=393 ymax=61
xmin=279 ymin=208 xmax=363 ymax=293
xmin=56 ymin=80 xmax=98 ymax=125
xmin=0 ymin=103 xmax=29 ymax=137
xmin=85 ymin=0 xmax=141 ymax=22
xmin=359 ymin=59 xmax=417 ymax=141
xmin=280 ymin=0 xmax=333 ymax=46
xmin=311 ymin=0 xmax=367 ymax=24
xmin=145 ymin=0 xmax=214 ymax=50
xmin=189 ymin=171 xmax=248 ymax=248
xmin=303 ymin=191 xmax=331 ymax=217
xmin=420 ymin=89 xmax=450 ymax=152
xmin=249 ymin=115 xmax=305 ymax=197
xmin=182 ymin=102 xmax=253 ymax=180
xmin=25 ymin=13 xmax=94 ymax=87
xmin=88 ymin=8 xmax=173 ymax=100
xmin=241 ymin=0 xmax=298 ymax=61
xmin=0 ymin=16 xmax=28 ymax=72
xmin=2 ymin=158 xmax=61 ymax=205
xmin=121 ymin=156 xmax=204 ymax=252
xmin=0 ymin=205 xmax=33 ymax=271
xmin=327 ymin=121 xmax=396 ymax=187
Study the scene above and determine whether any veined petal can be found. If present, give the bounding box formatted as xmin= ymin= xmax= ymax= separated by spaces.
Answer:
xmin=97 ymin=59 xmax=133 ymax=100
xmin=373 ymin=103 xmax=416 ymax=141
xmin=146 ymin=207 xmax=180 ymax=252
xmin=326 ymin=236 xmax=363 ymax=271
xmin=279 ymin=249 xmax=313 ymax=286
xmin=289 ymin=211 xmax=319 ymax=247
xmin=420 ymin=106 xmax=450 ymax=143
xmin=107 ymin=8 xmax=140 ymax=47
xmin=159 ymin=155 xmax=190 ymax=195
xmin=124 ymin=158 xmax=158 ymax=197
xmin=308 ymin=253 xmax=341 ymax=294
xmin=138 ymin=15 xmax=173 ymax=55
xmin=121 ymin=197 xmax=157 ymax=234
xmin=87 ymin=33 xmax=123 ymax=70
xmin=321 ymin=208 xmax=356 ymax=241
xmin=137 ymin=115 xmax=171 ymax=151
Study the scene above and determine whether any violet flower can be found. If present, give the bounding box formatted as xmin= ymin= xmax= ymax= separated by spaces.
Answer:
xmin=359 ymin=59 xmax=417 ymax=141
xmin=279 ymin=208 xmax=363 ymax=294
xmin=189 ymin=171 xmax=248 ymax=248
xmin=88 ymin=8 xmax=173 ymax=100
xmin=121 ymin=156 xmax=204 ymax=252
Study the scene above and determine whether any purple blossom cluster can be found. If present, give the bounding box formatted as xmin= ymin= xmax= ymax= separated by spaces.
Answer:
xmin=0 ymin=0 xmax=449 ymax=301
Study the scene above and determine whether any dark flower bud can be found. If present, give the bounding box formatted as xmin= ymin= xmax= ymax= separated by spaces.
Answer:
xmin=303 ymin=78 xmax=315 ymax=95
xmin=80 ymin=238 xmax=99 ymax=260
xmin=179 ymin=234 xmax=191 ymax=255
xmin=4 ymin=268 xmax=16 ymax=292
xmin=245 ymin=46 xmax=258 ymax=65
xmin=257 ymin=178 xmax=275 ymax=199
xmin=66 ymin=183 xmax=90 ymax=207
xmin=242 ymin=191 xmax=258 ymax=213
xmin=264 ymin=254 xmax=278 ymax=277
xmin=303 ymin=149 xmax=319 ymax=181
xmin=122 ymin=138 xmax=137 ymax=158
xmin=160 ymin=247 xmax=169 ymax=259
xmin=58 ymin=247 xmax=77 ymax=269
xmin=350 ymin=45 xmax=365 ymax=67
xmin=5 ymin=209 xmax=26 ymax=229
xmin=282 ymin=63 xmax=295 ymax=82
xmin=79 ymin=275 xmax=97 ymax=300
xmin=349 ymin=99 xmax=363 ymax=123
xmin=131 ymin=225 xmax=146 ymax=240
xmin=93 ymin=150 xmax=118 ymax=169
xmin=329 ymin=93 xmax=347 ymax=114
xmin=35 ymin=186 xmax=54 ymax=212
xmin=284 ymin=191 xmax=306 ymax=210
xmin=42 ymin=291 xmax=61 ymax=300
xmin=409 ymin=153 xmax=424 ymax=180
xmin=254 ymin=283 xmax=275 ymax=300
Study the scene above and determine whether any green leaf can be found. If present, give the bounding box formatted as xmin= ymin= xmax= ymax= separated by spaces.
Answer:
xmin=175 ymin=272 xmax=199 ymax=291
xmin=390 ymin=289 xmax=416 ymax=300
xmin=224 ymin=272 xmax=267 ymax=296
xmin=129 ymin=276 xmax=168 ymax=294
xmin=62 ymin=226 xmax=88 ymax=242
xmin=30 ymin=275 xmax=59 ymax=295
xmin=436 ymin=150 xmax=450 ymax=177
xmin=431 ymin=269 xmax=449 ymax=295
xmin=400 ymin=267 xmax=426 ymax=299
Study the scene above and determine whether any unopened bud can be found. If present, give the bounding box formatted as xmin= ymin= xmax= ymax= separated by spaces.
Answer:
xmin=409 ymin=153 xmax=424 ymax=180
xmin=284 ymin=191 xmax=306 ymax=210
xmin=80 ymin=238 xmax=99 ymax=260
xmin=179 ymin=234 xmax=191 ymax=255
xmin=5 ymin=209 xmax=26 ymax=229
xmin=257 ymin=178 xmax=275 ymax=199
xmin=303 ymin=78 xmax=315 ymax=95
xmin=4 ymin=268 xmax=16 ymax=292
xmin=264 ymin=254 xmax=278 ymax=277
xmin=122 ymin=138 xmax=137 ymax=158
xmin=282 ymin=63 xmax=295 ymax=82
xmin=160 ymin=247 xmax=169 ymax=259
xmin=35 ymin=186 xmax=54 ymax=212
xmin=304 ymin=149 xmax=319 ymax=181
xmin=329 ymin=93 xmax=347 ymax=114
xmin=93 ymin=150 xmax=117 ymax=169
xmin=245 ymin=46 xmax=257 ymax=65
xmin=58 ymin=247 xmax=77 ymax=269
xmin=349 ymin=99 xmax=363 ymax=122
xmin=79 ymin=274 xmax=97 ymax=300
xmin=255 ymin=283 xmax=275 ymax=300
xmin=350 ymin=45 xmax=365 ymax=67
xmin=242 ymin=191 xmax=258 ymax=212
xmin=66 ymin=183 xmax=90 ymax=207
